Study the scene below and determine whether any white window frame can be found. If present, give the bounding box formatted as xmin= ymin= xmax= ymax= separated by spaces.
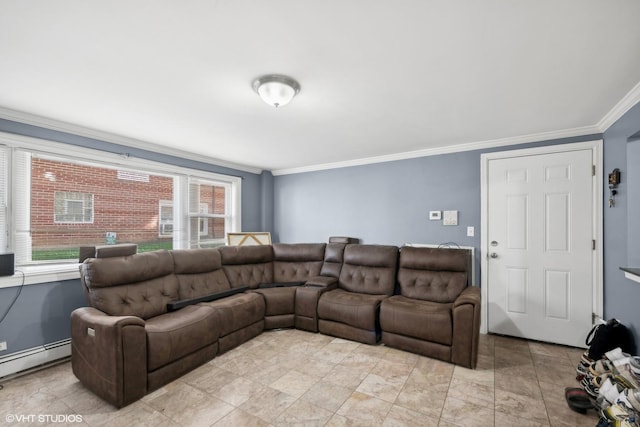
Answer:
xmin=0 ymin=131 xmax=242 ymax=288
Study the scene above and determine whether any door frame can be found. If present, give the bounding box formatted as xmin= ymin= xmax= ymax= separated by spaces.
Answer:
xmin=480 ymin=140 xmax=603 ymax=337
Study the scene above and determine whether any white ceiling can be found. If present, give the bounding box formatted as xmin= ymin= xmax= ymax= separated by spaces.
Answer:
xmin=1 ymin=1 xmax=640 ymax=174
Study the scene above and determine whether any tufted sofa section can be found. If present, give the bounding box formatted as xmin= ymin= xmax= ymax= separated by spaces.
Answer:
xmin=253 ymin=243 xmax=326 ymax=329
xmin=317 ymin=244 xmax=399 ymax=344
xmin=173 ymin=248 xmax=265 ymax=355
xmin=72 ymin=242 xmax=480 ymax=408
xmin=379 ymin=246 xmax=480 ymax=369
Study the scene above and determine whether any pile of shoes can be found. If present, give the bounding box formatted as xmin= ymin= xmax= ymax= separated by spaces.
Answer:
xmin=569 ymin=347 xmax=640 ymax=426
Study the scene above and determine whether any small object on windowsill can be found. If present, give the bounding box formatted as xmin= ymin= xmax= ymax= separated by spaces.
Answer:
xmin=620 ymin=267 xmax=640 ymax=284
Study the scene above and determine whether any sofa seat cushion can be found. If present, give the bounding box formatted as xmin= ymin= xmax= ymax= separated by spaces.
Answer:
xmin=252 ymin=287 xmax=297 ymax=316
xmin=317 ymin=289 xmax=388 ymax=330
xmin=146 ymin=305 xmax=220 ymax=372
xmin=380 ymin=295 xmax=453 ymax=346
xmin=200 ymin=292 xmax=265 ymax=337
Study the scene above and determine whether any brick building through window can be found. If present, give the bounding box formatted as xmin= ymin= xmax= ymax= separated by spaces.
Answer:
xmin=30 ymin=158 xmax=227 ymax=259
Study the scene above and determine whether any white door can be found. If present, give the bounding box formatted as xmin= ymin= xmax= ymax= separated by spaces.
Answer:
xmin=487 ymin=149 xmax=594 ymax=347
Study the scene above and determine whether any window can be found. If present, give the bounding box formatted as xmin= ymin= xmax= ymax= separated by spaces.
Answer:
xmin=158 ymin=200 xmax=173 ymax=237
xmin=0 ymin=135 xmax=242 ymax=266
xmin=188 ymin=179 xmax=231 ymax=248
xmin=54 ymin=192 xmax=93 ymax=223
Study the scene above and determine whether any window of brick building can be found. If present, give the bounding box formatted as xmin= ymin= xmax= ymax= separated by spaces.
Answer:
xmin=54 ymin=192 xmax=94 ymax=223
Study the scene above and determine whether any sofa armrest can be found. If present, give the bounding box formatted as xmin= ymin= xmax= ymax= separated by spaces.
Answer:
xmin=71 ymin=307 xmax=147 ymax=408
xmin=451 ymin=286 xmax=481 ymax=369
xmin=305 ymin=276 xmax=338 ymax=288
xmin=295 ymin=278 xmax=338 ymax=332
xmin=453 ymin=286 xmax=480 ymax=308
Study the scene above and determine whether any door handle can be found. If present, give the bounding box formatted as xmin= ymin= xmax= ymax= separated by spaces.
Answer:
xmin=490 ymin=252 xmax=498 ymax=258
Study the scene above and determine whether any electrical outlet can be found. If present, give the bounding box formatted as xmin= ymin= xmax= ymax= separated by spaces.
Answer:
xmin=0 ymin=341 xmax=7 ymax=351
xmin=467 ymin=226 xmax=475 ymax=237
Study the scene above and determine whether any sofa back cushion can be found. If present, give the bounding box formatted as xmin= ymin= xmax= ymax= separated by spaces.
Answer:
xmin=79 ymin=250 xmax=179 ymax=319
xmin=272 ymin=243 xmax=325 ymax=282
xmin=338 ymin=244 xmax=398 ymax=295
xmin=219 ymin=245 xmax=273 ymax=288
xmin=172 ymin=248 xmax=231 ymax=299
xmin=398 ymin=246 xmax=470 ymax=303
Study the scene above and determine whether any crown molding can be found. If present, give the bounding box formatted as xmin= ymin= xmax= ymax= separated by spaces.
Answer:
xmin=271 ymin=125 xmax=601 ymax=176
xmin=597 ymin=80 xmax=640 ymax=132
xmin=0 ymin=106 xmax=263 ymax=175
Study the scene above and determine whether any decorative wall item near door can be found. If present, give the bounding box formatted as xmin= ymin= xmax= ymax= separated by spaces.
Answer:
xmin=226 ymin=232 xmax=272 ymax=246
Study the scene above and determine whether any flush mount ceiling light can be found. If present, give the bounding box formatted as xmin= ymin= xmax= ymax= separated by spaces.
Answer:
xmin=252 ymin=74 xmax=300 ymax=108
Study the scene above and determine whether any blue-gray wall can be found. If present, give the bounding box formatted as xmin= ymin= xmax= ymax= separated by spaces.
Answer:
xmin=274 ymin=134 xmax=601 ymax=288
xmin=603 ymin=101 xmax=640 ymax=350
xmin=0 ymin=119 xmax=266 ymax=356
xmin=0 ymin=280 xmax=86 ymax=354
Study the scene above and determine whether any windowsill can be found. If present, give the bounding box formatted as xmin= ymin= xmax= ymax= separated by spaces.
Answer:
xmin=0 ymin=263 xmax=80 ymax=289
xmin=620 ymin=267 xmax=640 ymax=284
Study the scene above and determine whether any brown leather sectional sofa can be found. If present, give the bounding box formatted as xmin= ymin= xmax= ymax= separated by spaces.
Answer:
xmin=72 ymin=242 xmax=480 ymax=407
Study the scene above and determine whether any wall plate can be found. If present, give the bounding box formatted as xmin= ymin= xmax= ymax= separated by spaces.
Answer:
xmin=429 ymin=211 xmax=441 ymax=220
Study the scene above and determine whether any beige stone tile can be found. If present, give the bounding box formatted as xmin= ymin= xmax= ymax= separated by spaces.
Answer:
xmin=395 ymin=380 xmax=448 ymax=419
xmin=323 ymin=364 xmax=369 ymax=389
xmin=269 ymin=369 xmax=319 ymax=398
xmin=290 ymin=356 xmax=337 ymax=378
xmin=239 ymin=386 xmax=297 ymax=423
xmin=411 ymin=357 xmax=455 ymax=383
xmin=446 ymin=376 xmax=494 ymax=409
xmin=382 ymin=404 xmax=439 ymax=427
xmin=494 ymin=334 xmax=531 ymax=354
xmin=371 ymin=359 xmax=415 ymax=378
xmin=244 ymin=362 xmax=291 ymax=386
xmin=325 ymin=413 xmax=371 ymax=427
xmin=494 ymin=346 xmax=534 ymax=368
xmin=212 ymin=376 xmax=269 ymax=406
xmin=301 ymin=379 xmax=354 ymax=412
xmin=439 ymin=396 xmax=494 ymax=427
xmin=495 ymin=411 xmax=550 ymax=427
xmin=494 ymin=388 xmax=549 ymax=425
xmin=96 ymin=401 xmax=178 ymax=427
xmin=217 ymin=353 xmax=268 ymax=376
xmin=274 ymin=399 xmax=333 ymax=426
xmin=528 ymin=341 xmax=563 ymax=355
xmin=212 ymin=408 xmax=273 ymax=427
xmin=451 ymin=364 xmax=494 ymax=388
xmin=356 ymin=372 xmax=408 ymax=403
xmin=338 ymin=351 xmax=381 ymax=372
xmin=313 ymin=346 xmax=355 ymax=364
xmin=533 ymin=355 xmax=579 ymax=386
xmin=336 ymin=391 xmax=393 ymax=425
xmin=495 ymin=370 xmax=543 ymax=399
xmin=531 ymin=351 xmax=574 ymax=370
xmin=494 ymin=361 xmax=538 ymax=381
xmin=180 ymin=364 xmax=240 ymax=394
xmin=381 ymin=347 xmax=420 ymax=366
xmin=145 ymin=381 xmax=234 ymax=426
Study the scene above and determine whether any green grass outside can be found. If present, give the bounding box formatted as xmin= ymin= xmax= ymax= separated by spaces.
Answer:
xmin=32 ymin=241 xmax=174 ymax=261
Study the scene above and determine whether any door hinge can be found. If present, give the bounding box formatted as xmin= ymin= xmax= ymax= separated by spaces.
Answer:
xmin=592 ymin=165 xmax=596 ymax=176
xmin=593 ymin=239 xmax=596 ymax=250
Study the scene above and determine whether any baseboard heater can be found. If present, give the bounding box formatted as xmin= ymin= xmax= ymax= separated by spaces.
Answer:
xmin=0 ymin=339 xmax=71 ymax=379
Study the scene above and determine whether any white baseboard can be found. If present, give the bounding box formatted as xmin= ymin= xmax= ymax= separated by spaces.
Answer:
xmin=0 ymin=339 xmax=71 ymax=378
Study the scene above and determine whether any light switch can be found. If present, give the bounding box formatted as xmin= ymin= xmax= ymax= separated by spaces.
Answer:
xmin=467 ymin=226 xmax=475 ymax=237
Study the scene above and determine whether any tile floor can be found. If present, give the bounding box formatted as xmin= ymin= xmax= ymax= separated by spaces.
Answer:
xmin=0 ymin=329 xmax=600 ymax=426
